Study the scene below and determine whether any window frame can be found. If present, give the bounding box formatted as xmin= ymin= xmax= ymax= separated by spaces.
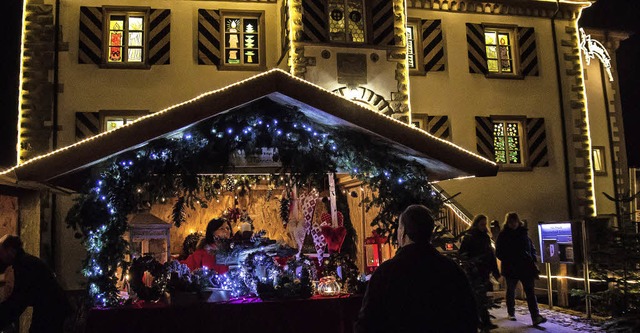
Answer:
xmin=101 ymin=6 xmax=151 ymax=69
xmin=482 ymin=24 xmax=523 ymax=80
xmin=100 ymin=110 xmax=149 ymax=132
xmin=328 ymin=0 xmax=367 ymax=44
xmin=592 ymin=146 xmax=607 ymax=176
xmin=491 ymin=116 xmax=530 ymax=171
xmin=219 ymin=10 xmax=266 ymax=71
xmin=406 ymin=19 xmax=425 ymax=75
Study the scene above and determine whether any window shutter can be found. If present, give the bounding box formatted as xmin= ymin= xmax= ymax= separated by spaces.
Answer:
xmin=281 ymin=1 xmax=290 ymax=55
xmin=517 ymin=27 xmax=539 ymax=76
xmin=78 ymin=7 xmax=103 ymax=64
xmin=427 ymin=116 xmax=450 ymax=141
xmin=198 ymin=9 xmax=221 ymax=66
xmin=149 ymin=9 xmax=171 ymax=65
xmin=75 ymin=112 xmax=100 ymax=141
xmin=301 ymin=0 xmax=329 ymax=42
xmin=466 ymin=23 xmax=487 ymax=74
xmin=421 ymin=19 xmax=444 ymax=72
xmin=371 ymin=0 xmax=395 ymax=46
xmin=475 ymin=116 xmax=494 ymax=160
xmin=526 ymin=118 xmax=549 ymax=167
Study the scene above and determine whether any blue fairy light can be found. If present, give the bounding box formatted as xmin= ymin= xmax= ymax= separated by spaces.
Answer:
xmin=258 ymin=120 xmax=263 ymax=125
xmin=100 ymin=195 xmax=106 ymax=201
xmin=397 ymin=178 xmax=404 ymax=184
xmin=276 ymin=130 xmax=282 ymax=135
xmin=273 ymin=119 xmax=278 ymax=125
xmin=331 ymin=145 xmax=337 ymax=150
xmin=184 ymin=133 xmax=192 ymax=140
xmin=227 ymin=128 xmax=233 ymax=134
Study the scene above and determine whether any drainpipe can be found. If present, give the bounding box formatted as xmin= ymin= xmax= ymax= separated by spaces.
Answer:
xmin=50 ymin=0 xmax=61 ymax=271
xmin=552 ymin=0 xmax=574 ymax=219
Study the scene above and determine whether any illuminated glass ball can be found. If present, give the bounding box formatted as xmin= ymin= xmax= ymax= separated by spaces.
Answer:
xmin=317 ymin=276 xmax=341 ymax=297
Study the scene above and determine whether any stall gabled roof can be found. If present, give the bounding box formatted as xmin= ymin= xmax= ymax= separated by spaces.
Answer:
xmin=1 ymin=69 xmax=497 ymax=191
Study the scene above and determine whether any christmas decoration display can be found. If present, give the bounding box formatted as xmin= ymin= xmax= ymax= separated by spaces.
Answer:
xmin=364 ymin=231 xmax=392 ymax=274
xmin=301 ymin=191 xmax=327 ymax=261
xmin=320 ymin=212 xmax=347 ymax=253
xmin=66 ymin=102 xmax=440 ymax=306
xmin=129 ymin=255 xmax=167 ymax=302
xmin=322 ymin=253 xmax=364 ymax=294
xmin=317 ymin=276 xmax=341 ymax=297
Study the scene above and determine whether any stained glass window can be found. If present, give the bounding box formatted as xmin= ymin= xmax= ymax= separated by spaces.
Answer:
xmin=329 ymin=0 xmax=365 ymax=43
xmin=493 ymin=121 xmax=523 ymax=165
xmin=106 ymin=11 xmax=145 ymax=64
xmin=222 ymin=13 xmax=262 ymax=67
xmin=484 ymin=29 xmax=514 ymax=74
xmin=105 ymin=116 xmax=139 ymax=131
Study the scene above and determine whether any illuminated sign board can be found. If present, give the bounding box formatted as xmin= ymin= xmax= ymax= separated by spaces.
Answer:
xmin=538 ymin=222 xmax=574 ymax=264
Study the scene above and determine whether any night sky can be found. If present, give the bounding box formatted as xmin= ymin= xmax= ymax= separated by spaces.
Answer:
xmin=0 ymin=0 xmax=638 ymax=168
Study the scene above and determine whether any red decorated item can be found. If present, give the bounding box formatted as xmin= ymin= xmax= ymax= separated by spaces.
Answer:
xmin=320 ymin=212 xmax=344 ymax=227
xmin=320 ymin=212 xmax=346 ymax=253
xmin=364 ymin=230 xmax=392 ymax=274
xmin=320 ymin=225 xmax=347 ymax=253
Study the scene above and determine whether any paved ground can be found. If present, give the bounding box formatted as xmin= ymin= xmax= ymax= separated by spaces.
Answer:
xmin=489 ymin=303 xmax=603 ymax=332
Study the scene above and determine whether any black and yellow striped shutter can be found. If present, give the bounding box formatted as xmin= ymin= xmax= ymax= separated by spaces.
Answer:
xmin=301 ymin=0 xmax=329 ymax=42
xmin=75 ymin=112 xmax=100 ymax=141
xmin=466 ymin=23 xmax=487 ymax=74
xmin=517 ymin=27 xmax=539 ymax=76
xmin=78 ymin=7 xmax=103 ymax=64
xmin=421 ymin=20 xmax=445 ymax=72
xmin=427 ymin=116 xmax=450 ymax=141
xmin=526 ymin=118 xmax=549 ymax=167
xmin=198 ymin=9 xmax=222 ymax=66
xmin=475 ymin=116 xmax=494 ymax=161
xmin=371 ymin=0 xmax=395 ymax=46
xmin=149 ymin=9 xmax=171 ymax=65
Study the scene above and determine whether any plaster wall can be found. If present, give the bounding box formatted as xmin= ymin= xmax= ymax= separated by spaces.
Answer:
xmin=56 ymin=0 xmax=281 ymax=151
xmin=407 ymin=9 xmax=572 ymax=225
xmin=304 ymin=45 xmax=400 ymax=102
xmin=582 ymin=59 xmax=616 ymax=216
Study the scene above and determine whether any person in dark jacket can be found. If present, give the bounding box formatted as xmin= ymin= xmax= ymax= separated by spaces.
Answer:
xmin=354 ymin=205 xmax=478 ymax=333
xmin=0 ymin=235 xmax=69 ymax=333
xmin=459 ymin=214 xmax=500 ymax=331
xmin=495 ymin=212 xmax=547 ymax=326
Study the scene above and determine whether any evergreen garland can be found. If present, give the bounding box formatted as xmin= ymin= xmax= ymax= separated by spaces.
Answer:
xmin=66 ymin=99 xmax=441 ymax=306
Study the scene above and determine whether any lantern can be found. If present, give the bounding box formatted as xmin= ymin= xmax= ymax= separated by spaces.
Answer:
xmin=317 ymin=276 xmax=341 ymax=296
xmin=364 ymin=231 xmax=392 ymax=274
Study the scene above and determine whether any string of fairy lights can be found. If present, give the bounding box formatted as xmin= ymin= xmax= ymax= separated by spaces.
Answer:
xmin=67 ymin=103 xmax=442 ymax=306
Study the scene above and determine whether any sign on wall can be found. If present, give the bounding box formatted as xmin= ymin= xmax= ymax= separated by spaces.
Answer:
xmin=538 ymin=222 xmax=575 ymax=263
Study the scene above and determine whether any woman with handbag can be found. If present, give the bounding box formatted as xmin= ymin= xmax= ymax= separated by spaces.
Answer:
xmin=495 ymin=212 xmax=547 ymax=326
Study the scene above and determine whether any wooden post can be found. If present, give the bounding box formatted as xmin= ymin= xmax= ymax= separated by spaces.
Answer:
xmin=328 ymin=173 xmax=338 ymax=226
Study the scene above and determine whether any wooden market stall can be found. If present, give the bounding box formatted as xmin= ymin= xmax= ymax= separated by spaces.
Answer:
xmin=0 ymin=69 xmax=497 ymax=332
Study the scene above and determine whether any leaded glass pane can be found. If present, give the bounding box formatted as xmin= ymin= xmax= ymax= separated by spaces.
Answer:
xmin=486 ymin=46 xmax=497 ymax=59
xmin=347 ymin=0 xmax=365 ymax=43
xmin=487 ymin=60 xmax=499 ymax=72
xmin=109 ymin=47 xmax=122 ymax=62
xmin=128 ymin=32 xmax=142 ymax=47
xmin=109 ymin=17 xmax=124 ymax=31
xmin=501 ymin=60 xmax=513 ymax=73
xmin=498 ymin=33 xmax=510 ymax=46
xmin=109 ymin=31 xmax=123 ymax=46
xmin=106 ymin=119 xmax=124 ymax=131
xmin=495 ymin=150 xmax=506 ymax=164
xmin=329 ymin=0 xmax=346 ymax=42
xmin=484 ymin=32 xmax=496 ymax=45
xmin=128 ymin=17 xmax=143 ymax=31
xmin=128 ymin=48 xmax=142 ymax=62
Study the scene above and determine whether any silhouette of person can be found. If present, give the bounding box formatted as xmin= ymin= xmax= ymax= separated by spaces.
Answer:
xmin=354 ymin=205 xmax=478 ymax=332
xmin=0 ymin=235 xmax=69 ymax=333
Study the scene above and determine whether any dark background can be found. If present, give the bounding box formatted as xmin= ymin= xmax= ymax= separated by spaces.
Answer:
xmin=0 ymin=0 xmax=639 ymax=168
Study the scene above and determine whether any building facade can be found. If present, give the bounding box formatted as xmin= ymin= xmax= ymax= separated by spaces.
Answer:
xmin=10 ymin=0 xmax=629 ymax=300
